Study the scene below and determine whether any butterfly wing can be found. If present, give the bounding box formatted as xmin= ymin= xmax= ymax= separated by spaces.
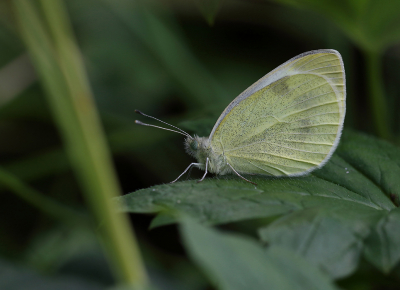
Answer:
xmin=209 ymin=49 xmax=345 ymax=176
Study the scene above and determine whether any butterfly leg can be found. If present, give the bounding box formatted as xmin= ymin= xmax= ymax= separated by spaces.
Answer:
xmin=170 ymin=162 xmax=201 ymax=183
xmin=197 ymin=157 xmax=209 ymax=183
xmin=227 ymin=163 xmax=257 ymax=185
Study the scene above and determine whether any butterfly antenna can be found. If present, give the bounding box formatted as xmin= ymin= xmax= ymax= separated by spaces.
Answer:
xmin=135 ymin=110 xmax=193 ymax=139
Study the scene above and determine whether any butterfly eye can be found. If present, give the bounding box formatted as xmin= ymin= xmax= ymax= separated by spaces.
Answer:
xmin=190 ymin=140 xmax=198 ymax=151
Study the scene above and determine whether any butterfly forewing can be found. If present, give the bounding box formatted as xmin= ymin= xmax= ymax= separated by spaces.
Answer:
xmin=209 ymin=50 xmax=345 ymax=177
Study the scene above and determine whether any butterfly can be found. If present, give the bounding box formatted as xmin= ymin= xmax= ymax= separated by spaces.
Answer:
xmin=136 ymin=49 xmax=346 ymax=185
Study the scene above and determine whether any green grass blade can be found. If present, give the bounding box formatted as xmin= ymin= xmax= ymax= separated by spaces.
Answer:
xmin=13 ymin=0 xmax=149 ymax=288
xmin=0 ymin=166 xmax=85 ymax=224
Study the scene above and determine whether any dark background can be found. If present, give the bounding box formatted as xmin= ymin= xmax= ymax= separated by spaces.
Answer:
xmin=1 ymin=0 xmax=400 ymax=289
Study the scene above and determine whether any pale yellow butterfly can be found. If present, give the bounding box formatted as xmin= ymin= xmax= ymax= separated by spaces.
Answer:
xmin=136 ymin=49 xmax=346 ymax=185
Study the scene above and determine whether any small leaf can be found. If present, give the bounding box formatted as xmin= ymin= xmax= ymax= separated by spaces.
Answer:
xmin=180 ymin=216 xmax=338 ymax=290
xmin=149 ymin=211 xmax=178 ymax=229
xmin=192 ymin=0 xmax=223 ymax=26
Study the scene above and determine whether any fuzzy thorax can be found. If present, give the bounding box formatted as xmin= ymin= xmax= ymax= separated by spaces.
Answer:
xmin=184 ymin=136 xmax=231 ymax=175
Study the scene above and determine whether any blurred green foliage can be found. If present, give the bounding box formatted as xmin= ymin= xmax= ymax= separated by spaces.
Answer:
xmin=1 ymin=0 xmax=400 ymax=289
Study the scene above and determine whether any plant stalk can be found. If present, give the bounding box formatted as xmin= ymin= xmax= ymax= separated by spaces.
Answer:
xmin=364 ymin=49 xmax=391 ymax=139
xmin=13 ymin=0 xmax=149 ymax=288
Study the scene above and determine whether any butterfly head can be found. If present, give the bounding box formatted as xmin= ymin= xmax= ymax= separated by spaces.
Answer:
xmin=184 ymin=135 xmax=209 ymax=158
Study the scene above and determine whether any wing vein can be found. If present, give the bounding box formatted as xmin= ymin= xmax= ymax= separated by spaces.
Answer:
xmin=279 ymin=132 xmax=337 ymax=135
xmin=226 ymin=139 xmax=330 ymax=154
xmin=295 ymin=123 xmax=340 ymax=128
xmin=280 ymin=100 xmax=339 ymax=119
xmin=229 ymin=154 xmax=317 ymax=169
xmin=303 ymin=64 xmax=341 ymax=73
xmin=317 ymin=71 xmax=343 ymax=74
xmin=282 ymin=139 xmax=334 ymax=145
xmin=284 ymin=112 xmax=339 ymax=123
xmin=278 ymin=78 xmax=319 ymax=100
xmin=298 ymin=58 xmax=340 ymax=70
xmin=229 ymin=152 xmax=320 ymax=165
xmin=273 ymin=91 xmax=334 ymax=116
xmin=294 ymin=54 xmax=328 ymax=71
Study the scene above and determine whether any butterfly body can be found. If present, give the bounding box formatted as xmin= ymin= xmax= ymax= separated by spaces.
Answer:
xmin=185 ymin=136 xmax=232 ymax=175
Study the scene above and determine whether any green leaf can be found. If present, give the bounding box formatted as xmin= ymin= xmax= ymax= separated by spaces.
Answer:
xmin=336 ymin=131 xmax=400 ymax=204
xmin=117 ymin=130 xmax=400 ymax=277
xmin=180 ymin=216 xmax=338 ymax=290
xmin=256 ymin=131 xmax=400 ymax=278
xmin=311 ymin=154 xmax=393 ymax=210
xmin=364 ymin=207 xmax=400 ymax=273
xmin=101 ymin=0 xmax=230 ymax=108
xmin=273 ymin=0 xmax=400 ymax=52
xmin=0 ymin=259 xmax=104 ymax=290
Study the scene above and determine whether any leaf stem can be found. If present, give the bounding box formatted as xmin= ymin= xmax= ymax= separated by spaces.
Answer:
xmin=363 ymin=49 xmax=391 ymax=139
